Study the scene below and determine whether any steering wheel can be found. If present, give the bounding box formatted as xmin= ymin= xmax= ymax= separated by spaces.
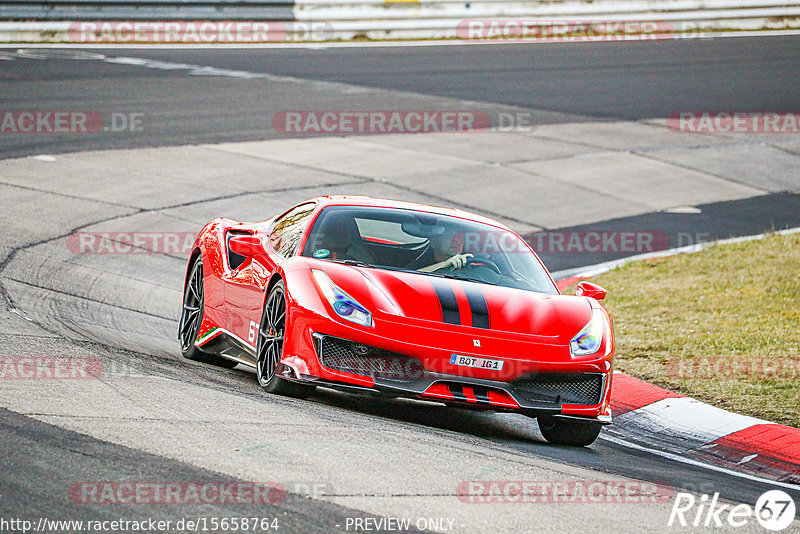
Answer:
xmin=465 ymin=255 xmax=502 ymax=275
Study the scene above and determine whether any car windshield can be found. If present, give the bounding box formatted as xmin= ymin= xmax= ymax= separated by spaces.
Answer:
xmin=301 ymin=206 xmax=558 ymax=294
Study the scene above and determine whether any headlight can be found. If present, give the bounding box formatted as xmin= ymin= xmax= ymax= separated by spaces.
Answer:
xmin=570 ymin=309 xmax=604 ymax=356
xmin=312 ymin=269 xmax=373 ymax=327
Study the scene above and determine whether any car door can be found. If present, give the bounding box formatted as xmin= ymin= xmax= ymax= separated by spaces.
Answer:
xmin=218 ymin=226 xmax=263 ymax=357
xmin=222 ymin=203 xmax=317 ymax=357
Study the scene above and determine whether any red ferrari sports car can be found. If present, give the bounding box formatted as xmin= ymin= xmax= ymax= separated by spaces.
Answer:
xmin=179 ymin=196 xmax=614 ymax=446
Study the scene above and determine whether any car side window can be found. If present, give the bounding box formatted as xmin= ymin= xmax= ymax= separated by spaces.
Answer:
xmin=269 ymin=202 xmax=316 ymax=258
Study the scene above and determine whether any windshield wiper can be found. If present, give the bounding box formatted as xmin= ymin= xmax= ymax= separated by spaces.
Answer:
xmin=326 ymin=258 xmax=372 ymax=268
xmin=381 ymin=266 xmax=501 ymax=286
xmin=382 ymin=266 xmax=544 ymax=292
xmin=439 ymin=273 xmax=504 ymax=287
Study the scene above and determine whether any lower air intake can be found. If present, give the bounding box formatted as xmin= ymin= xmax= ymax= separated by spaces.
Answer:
xmin=318 ymin=336 xmax=427 ymax=382
xmin=513 ymin=373 xmax=604 ymax=406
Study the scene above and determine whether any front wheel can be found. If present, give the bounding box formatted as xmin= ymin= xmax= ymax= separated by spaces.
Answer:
xmin=537 ymin=416 xmax=602 ymax=446
xmin=256 ymin=280 xmax=315 ymax=398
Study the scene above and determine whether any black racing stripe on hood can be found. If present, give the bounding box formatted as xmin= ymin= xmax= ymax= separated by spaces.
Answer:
xmin=462 ymin=284 xmax=490 ymax=329
xmin=431 ymin=279 xmax=460 ymax=325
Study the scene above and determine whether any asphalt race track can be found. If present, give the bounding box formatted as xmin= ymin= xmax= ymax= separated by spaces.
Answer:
xmin=1 ymin=36 xmax=799 ymax=533
xmin=2 ymin=35 xmax=800 ymax=158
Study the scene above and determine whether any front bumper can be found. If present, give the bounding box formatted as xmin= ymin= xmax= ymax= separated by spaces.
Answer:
xmin=278 ymin=302 xmax=614 ymax=422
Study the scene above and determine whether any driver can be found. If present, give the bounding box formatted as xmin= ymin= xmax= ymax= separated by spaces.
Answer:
xmin=410 ymin=228 xmax=473 ymax=272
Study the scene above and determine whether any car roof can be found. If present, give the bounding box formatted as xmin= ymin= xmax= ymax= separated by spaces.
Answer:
xmin=307 ymin=196 xmax=513 ymax=231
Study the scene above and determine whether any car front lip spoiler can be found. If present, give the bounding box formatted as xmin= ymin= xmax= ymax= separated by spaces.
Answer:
xmin=281 ymin=368 xmax=610 ymax=423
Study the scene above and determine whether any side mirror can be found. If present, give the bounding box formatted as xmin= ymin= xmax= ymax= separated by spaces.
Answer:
xmin=576 ymin=281 xmax=607 ymax=301
xmin=228 ymin=234 xmax=264 ymax=258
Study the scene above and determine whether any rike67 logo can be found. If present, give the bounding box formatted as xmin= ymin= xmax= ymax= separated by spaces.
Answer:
xmin=669 ymin=490 xmax=796 ymax=531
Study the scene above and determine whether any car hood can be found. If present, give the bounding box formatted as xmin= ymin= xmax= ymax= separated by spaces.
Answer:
xmin=315 ymin=261 xmax=592 ymax=343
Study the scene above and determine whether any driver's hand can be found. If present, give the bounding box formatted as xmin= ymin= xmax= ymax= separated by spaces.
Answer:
xmin=444 ymin=253 xmax=473 ymax=270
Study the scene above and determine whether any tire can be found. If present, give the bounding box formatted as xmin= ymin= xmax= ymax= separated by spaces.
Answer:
xmin=537 ymin=416 xmax=603 ymax=446
xmin=178 ymin=257 xmax=237 ymax=368
xmin=256 ymin=280 xmax=316 ymax=398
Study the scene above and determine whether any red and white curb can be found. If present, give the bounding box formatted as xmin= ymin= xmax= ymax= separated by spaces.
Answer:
xmin=553 ymin=228 xmax=800 ymax=486
xmin=607 ymin=373 xmax=800 ymax=485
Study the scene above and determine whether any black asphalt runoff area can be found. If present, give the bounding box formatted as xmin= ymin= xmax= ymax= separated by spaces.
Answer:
xmin=541 ymin=192 xmax=800 ymax=273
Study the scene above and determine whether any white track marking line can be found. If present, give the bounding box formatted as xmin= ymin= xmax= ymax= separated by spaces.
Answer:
xmin=600 ymin=433 xmax=800 ymax=493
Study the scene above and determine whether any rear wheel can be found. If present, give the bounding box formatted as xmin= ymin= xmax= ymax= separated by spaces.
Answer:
xmin=256 ymin=280 xmax=315 ymax=398
xmin=178 ymin=257 xmax=237 ymax=368
xmin=537 ymin=416 xmax=602 ymax=446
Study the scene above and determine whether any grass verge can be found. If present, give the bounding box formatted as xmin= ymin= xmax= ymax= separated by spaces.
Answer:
xmin=574 ymin=232 xmax=800 ymax=428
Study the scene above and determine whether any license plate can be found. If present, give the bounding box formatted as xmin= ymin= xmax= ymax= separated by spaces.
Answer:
xmin=450 ymin=354 xmax=504 ymax=371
